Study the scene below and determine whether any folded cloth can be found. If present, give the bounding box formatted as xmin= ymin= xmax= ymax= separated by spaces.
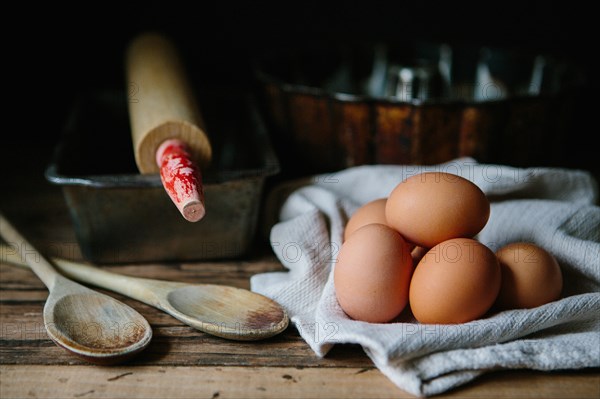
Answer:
xmin=251 ymin=157 xmax=600 ymax=397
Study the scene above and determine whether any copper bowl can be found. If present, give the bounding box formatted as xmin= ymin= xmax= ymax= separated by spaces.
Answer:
xmin=254 ymin=41 xmax=587 ymax=177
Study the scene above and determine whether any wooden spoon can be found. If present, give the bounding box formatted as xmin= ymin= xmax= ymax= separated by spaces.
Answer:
xmin=0 ymin=247 xmax=289 ymax=341
xmin=0 ymin=214 xmax=152 ymax=364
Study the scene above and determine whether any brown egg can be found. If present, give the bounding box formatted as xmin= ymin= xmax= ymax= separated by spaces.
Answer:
xmin=495 ymin=242 xmax=563 ymax=309
xmin=344 ymin=198 xmax=388 ymax=241
xmin=385 ymin=172 xmax=490 ymax=248
xmin=334 ymin=223 xmax=414 ymax=323
xmin=409 ymin=238 xmax=501 ymax=324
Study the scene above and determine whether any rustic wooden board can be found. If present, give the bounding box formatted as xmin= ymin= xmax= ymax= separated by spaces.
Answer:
xmin=1 ymin=366 xmax=598 ymax=399
xmin=1 ymin=149 xmax=598 ymax=398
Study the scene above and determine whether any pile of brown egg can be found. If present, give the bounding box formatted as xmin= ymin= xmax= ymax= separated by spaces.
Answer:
xmin=334 ymin=172 xmax=563 ymax=324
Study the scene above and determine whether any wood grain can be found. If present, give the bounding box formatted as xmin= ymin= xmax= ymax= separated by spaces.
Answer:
xmin=1 ymin=147 xmax=599 ymax=398
xmin=1 ymin=249 xmax=289 ymax=341
xmin=0 ymin=217 xmax=153 ymax=365
xmin=1 ymin=366 xmax=598 ymax=399
xmin=126 ymin=32 xmax=211 ymax=174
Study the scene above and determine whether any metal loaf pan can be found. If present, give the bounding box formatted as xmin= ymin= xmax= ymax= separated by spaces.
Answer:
xmin=46 ymin=90 xmax=279 ymax=263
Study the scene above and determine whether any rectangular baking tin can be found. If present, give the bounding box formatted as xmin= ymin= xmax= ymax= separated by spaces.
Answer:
xmin=46 ymin=90 xmax=279 ymax=263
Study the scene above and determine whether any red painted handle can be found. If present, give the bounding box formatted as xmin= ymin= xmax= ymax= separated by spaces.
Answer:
xmin=156 ymin=139 xmax=205 ymax=222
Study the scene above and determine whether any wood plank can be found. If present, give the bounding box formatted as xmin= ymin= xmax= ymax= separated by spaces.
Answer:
xmin=1 ymin=259 xmax=286 ymax=292
xmin=1 ymin=365 xmax=598 ymax=399
xmin=2 ymin=136 xmax=599 ymax=398
xmin=0 ymin=300 xmax=180 ymax=327
xmin=0 ymin=264 xmax=47 ymax=289
xmin=0 ymin=324 xmax=370 ymax=368
xmin=0 ymin=297 xmax=370 ymax=368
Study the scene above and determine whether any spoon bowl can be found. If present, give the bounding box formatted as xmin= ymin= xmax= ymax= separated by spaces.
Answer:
xmin=164 ymin=284 xmax=288 ymax=340
xmin=44 ymin=287 xmax=152 ymax=364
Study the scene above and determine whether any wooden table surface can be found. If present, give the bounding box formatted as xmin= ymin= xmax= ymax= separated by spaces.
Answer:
xmin=1 ymin=149 xmax=599 ymax=399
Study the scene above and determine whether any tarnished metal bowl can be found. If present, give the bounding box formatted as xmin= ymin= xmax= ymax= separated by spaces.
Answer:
xmin=255 ymin=41 xmax=587 ymax=176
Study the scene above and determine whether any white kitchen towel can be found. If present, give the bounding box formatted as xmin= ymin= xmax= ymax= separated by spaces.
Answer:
xmin=251 ymin=157 xmax=600 ymax=397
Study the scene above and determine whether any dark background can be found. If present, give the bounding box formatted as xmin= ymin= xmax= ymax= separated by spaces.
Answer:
xmin=6 ymin=2 xmax=598 ymax=180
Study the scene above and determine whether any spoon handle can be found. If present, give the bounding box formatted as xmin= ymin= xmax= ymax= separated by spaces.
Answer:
xmin=0 ymin=243 xmax=175 ymax=307
xmin=53 ymin=259 xmax=174 ymax=306
xmin=0 ymin=214 xmax=59 ymax=288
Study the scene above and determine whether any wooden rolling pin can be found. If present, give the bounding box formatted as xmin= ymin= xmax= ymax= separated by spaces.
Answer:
xmin=126 ymin=32 xmax=212 ymax=222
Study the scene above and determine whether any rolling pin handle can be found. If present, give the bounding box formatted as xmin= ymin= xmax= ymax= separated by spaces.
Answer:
xmin=156 ymin=139 xmax=205 ymax=222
